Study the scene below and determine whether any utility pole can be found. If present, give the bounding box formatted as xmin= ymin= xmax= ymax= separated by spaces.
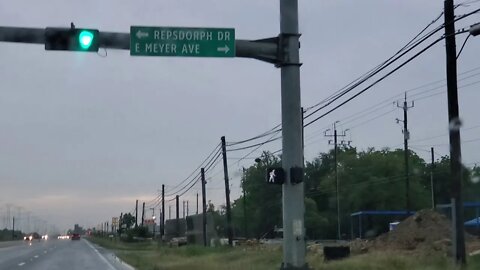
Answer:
xmin=162 ymin=184 xmax=165 ymax=238
xmin=221 ymin=136 xmax=233 ymax=246
xmin=431 ymin=147 xmax=436 ymax=209
xmin=396 ymin=93 xmax=414 ymax=214
xmin=176 ymin=195 xmax=180 ymax=237
xmin=196 ymin=193 xmax=199 ymax=215
xmin=325 ymin=121 xmax=350 ymax=240
xmin=183 ymin=201 xmax=185 ymax=219
xmin=201 ymin=168 xmax=207 ymax=247
xmin=12 ymin=217 xmax=15 ymax=239
xmin=119 ymin=213 xmax=123 ymax=234
xmin=135 ymin=200 xmax=138 ymax=228
xmin=169 ymin=205 xmax=171 ymax=220
xmin=444 ymin=0 xmax=466 ymax=264
xmin=141 ymin=202 xmax=145 ymax=227
xmin=187 ymin=201 xmax=189 ymax=217
xmin=242 ymin=167 xmax=248 ymax=238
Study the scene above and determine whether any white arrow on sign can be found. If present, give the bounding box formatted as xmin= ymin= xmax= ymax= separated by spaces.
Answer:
xmin=136 ymin=30 xmax=149 ymax=39
xmin=217 ymin=45 xmax=230 ymax=54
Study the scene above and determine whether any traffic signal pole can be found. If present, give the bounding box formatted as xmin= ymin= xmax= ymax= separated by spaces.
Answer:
xmin=279 ymin=1 xmax=306 ymax=268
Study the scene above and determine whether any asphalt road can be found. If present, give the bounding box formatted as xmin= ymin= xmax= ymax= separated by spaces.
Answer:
xmin=0 ymin=238 xmax=134 ymax=270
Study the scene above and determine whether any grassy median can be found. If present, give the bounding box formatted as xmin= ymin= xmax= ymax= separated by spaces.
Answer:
xmin=89 ymin=237 xmax=480 ymax=270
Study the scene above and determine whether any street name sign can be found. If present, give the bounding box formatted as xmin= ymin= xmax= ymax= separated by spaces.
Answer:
xmin=130 ymin=26 xmax=235 ymax=57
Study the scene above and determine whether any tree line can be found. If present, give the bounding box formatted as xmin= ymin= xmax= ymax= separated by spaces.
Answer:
xmin=214 ymin=147 xmax=480 ymax=240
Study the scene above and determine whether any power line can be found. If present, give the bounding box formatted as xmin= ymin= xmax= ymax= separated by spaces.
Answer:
xmin=224 ymin=10 xmax=448 ymax=150
xmin=346 ymin=108 xmax=397 ymax=130
xmin=227 ymin=134 xmax=281 ymax=152
xmin=305 ymin=10 xmax=445 ymax=113
xmin=304 ymin=35 xmax=446 ymax=128
xmin=303 ymin=19 xmax=446 ymax=122
xmin=226 ymin=124 xmax=281 ymax=147
xmin=303 ymin=66 xmax=480 ymax=144
xmin=165 ymin=143 xmax=221 ymax=195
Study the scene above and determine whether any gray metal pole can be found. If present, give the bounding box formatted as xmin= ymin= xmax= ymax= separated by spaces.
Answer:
xmin=221 ymin=136 xmax=233 ymax=246
xmin=279 ymin=0 xmax=306 ymax=268
xmin=444 ymin=0 xmax=466 ymax=264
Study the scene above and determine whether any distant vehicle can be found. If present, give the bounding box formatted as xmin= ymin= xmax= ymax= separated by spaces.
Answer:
xmin=71 ymin=233 xmax=81 ymax=240
xmin=24 ymin=232 xmax=41 ymax=241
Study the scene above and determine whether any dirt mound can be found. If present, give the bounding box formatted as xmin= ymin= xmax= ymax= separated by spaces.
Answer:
xmin=373 ymin=209 xmax=452 ymax=252
xmin=350 ymin=209 xmax=478 ymax=255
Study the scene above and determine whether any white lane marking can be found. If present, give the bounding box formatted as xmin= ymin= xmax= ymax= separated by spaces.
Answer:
xmin=34 ymin=255 xmax=39 ymax=258
xmin=18 ymin=262 xmax=25 ymax=266
xmin=83 ymin=240 xmax=116 ymax=270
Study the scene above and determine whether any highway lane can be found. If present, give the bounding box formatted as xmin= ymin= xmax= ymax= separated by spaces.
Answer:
xmin=0 ymin=238 xmax=134 ymax=270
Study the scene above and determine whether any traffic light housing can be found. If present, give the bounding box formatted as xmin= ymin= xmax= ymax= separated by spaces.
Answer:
xmin=45 ymin=27 xmax=99 ymax=52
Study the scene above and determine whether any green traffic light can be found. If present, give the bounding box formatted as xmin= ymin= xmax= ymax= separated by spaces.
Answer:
xmin=78 ymin=30 xmax=94 ymax=50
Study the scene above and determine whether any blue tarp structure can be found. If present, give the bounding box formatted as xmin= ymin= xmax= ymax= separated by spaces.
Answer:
xmin=464 ymin=217 xmax=480 ymax=227
xmin=350 ymin=210 xmax=414 ymax=239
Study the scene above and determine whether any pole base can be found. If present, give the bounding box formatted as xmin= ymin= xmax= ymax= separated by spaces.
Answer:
xmin=280 ymin=263 xmax=310 ymax=270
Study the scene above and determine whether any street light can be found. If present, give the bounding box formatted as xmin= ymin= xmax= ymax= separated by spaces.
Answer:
xmin=152 ymin=215 xmax=156 ymax=239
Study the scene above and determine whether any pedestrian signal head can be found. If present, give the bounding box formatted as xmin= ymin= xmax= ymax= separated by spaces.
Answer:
xmin=266 ymin=167 xmax=285 ymax=185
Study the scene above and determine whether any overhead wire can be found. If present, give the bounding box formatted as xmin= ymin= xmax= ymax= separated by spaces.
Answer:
xmin=164 ymin=143 xmax=221 ymax=195
xmin=226 ymin=9 xmax=479 ymax=152
xmin=225 ymin=10 xmax=448 ymax=150
xmin=303 ymin=18 xmax=447 ymax=121
xmin=304 ymin=10 xmax=445 ymax=113
xmin=303 ymin=33 xmax=450 ymax=128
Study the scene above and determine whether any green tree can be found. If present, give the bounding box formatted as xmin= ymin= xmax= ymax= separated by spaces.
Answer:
xmin=121 ymin=213 xmax=135 ymax=229
xmin=230 ymin=151 xmax=282 ymax=239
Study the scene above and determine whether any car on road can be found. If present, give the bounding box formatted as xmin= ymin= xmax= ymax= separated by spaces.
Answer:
xmin=24 ymin=232 xmax=41 ymax=241
xmin=71 ymin=233 xmax=81 ymax=240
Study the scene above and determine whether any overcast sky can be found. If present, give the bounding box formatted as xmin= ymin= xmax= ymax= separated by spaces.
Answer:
xmin=1 ymin=0 xmax=479 ymax=232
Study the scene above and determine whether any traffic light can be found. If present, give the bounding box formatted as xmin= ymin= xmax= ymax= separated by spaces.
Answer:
xmin=45 ymin=27 xmax=99 ymax=52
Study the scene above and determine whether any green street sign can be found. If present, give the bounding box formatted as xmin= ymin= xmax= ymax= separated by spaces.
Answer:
xmin=130 ymin=26 xmax=235 ymax=58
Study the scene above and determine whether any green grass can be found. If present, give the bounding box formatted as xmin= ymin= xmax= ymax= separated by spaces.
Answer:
xmin=89 ymin=237 xmax=480 ymax=270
